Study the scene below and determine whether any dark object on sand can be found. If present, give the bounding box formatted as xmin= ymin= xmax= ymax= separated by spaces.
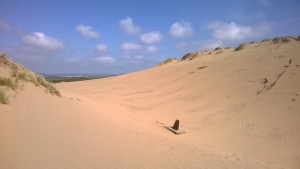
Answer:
xmin=262 ymin=78 xmax=268 ymax=84
xmin=164 ymin=119 xmax=185 ymax=135
xmin=172 ymin=119 xmax=180 ymax=130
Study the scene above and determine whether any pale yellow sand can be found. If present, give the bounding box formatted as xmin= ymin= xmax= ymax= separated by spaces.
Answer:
xmin=1 ymin=38 xmax=300 ymax=169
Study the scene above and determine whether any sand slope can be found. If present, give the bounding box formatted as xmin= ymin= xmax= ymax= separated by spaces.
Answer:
xmin=1 ymin=37 xmax=300 ymax=169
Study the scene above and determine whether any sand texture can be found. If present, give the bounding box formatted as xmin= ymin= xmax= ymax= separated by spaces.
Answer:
xmin=1 ymin=37 xmax=300 ymax=169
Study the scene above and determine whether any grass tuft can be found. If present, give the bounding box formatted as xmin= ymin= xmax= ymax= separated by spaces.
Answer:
xmin=0 ymin=90 xmax=9 ymax=104
xmin=281 ymin=37 xmax=290 ymax=43
xmin=235 ymin=44 xmax=245 ymax=51
xmin=272 ymin=37 xmax=280 ymax=43
xmin=11 ymin=68 xmax=61 ymax=97
xmin=272 ymin=37 xmax=290 ymax=44
xmin=214 ymin=47 xmax=222 ymax=51
xmin=0 ymin=76 xmax=18 ymax=90
xmin=158 ymin=58 xmax=179 ymax=66
xmin=182 ymin=53 xmax=197 ymax=60
xmin=261 ymin=38 xmax=271 ymax=42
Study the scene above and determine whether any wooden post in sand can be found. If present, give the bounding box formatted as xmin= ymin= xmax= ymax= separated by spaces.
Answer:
xmin=164 ymin=119 xmax=185 ymax=134
xmin=172 ymin=119 xmax=180 ymax=130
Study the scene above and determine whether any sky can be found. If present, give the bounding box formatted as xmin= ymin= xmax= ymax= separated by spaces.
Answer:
xmin=0 ymin=0 xmax=300 ymax=74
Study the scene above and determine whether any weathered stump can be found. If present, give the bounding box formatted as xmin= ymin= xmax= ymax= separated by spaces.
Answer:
xmin=172 ymin=119 xmax=180 ymax=130
xmin=164 ymin=119 xmax=185 ymax=135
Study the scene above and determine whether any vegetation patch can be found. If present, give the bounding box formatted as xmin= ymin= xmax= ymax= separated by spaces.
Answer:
xmin=261 ymin=38 xmax=271 ymax=42
xmin=10 ymin=64 xmax=61 ymax=97
xmin=158 ymin=58 xmax=179 ymax=66
xmin=216 ymin=51 xmax=223 ymax=54
xmin=272 ymin=37 xmax=281 ymax=43
xmin=0 ymin=54 xmax=61 ymax=99
xmin=235 ymin=44 xmax=245 ymax=51
xmin=0 ymin=76 xmax=18 ymax=90
xmin=182 ymin=53 xmax=197 ymax=60
xmin=272 ymin=37 xmax=291 ymax=44
xmin=214 ymin=47 xmax=222 ymax=51
xmin=46 ymin=76 xmax=104 ymax=83
xmin=0 ymin=90 xmax=9 ymax=104
xmin=281 ymin=37 xmax=290 ymax=43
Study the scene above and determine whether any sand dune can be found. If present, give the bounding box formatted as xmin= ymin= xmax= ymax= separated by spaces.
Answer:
xmin=1 ymin=37 xmax=300 ymax=169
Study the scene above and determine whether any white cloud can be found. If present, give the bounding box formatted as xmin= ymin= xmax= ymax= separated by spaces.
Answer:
xmin=120 ymin=42 xmax=142 ymax=53
xmin=169 ymin=21 xmax=194 ymax=38
xmin=96 ymin=44 xmax=108 ymax=53
xmin=206 ymin=21 xmax=271 ymax=41
xmin=22 ymin=32 xmax=64 ymax=50
xmin=76 ymin=24 xmax=99 ymax=39
xmin=0 ymin=20 xmax=10 ymax=31
xmin=146 ymin=45 xmax=158 ymax=54
xmin=140 ymin=31 xmax=162 ymax=44
xmin=120 ymin=17 xmax=141 ymax=35
xmin=94 ymin=56 xmax=116 ymax=64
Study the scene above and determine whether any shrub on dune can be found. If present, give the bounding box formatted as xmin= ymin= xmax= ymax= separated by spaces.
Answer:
xmin=0 ymin=90 xmax=9 ymax=104
xmin=235 ymin=44 xmax=245 ymax=51
xmin=0 ymin=76 xmax=17 ymax=90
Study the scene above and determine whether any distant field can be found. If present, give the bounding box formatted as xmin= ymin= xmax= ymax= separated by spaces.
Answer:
xmin=46 ymin=76 xmax=110 ymax=83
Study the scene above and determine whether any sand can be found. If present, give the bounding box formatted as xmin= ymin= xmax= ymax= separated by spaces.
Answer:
xmin=1 ymin=38 xmax=300 ymax=169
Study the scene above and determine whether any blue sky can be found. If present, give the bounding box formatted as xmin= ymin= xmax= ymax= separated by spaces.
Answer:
xmin=0 ymin=0 xmax=300 ymax=74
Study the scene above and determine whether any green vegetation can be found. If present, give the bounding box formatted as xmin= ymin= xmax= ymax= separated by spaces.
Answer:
xmin=158 ymin=58 xmax=179 ymax=66
xmin=46 ymin=76 xmax=104 ymax=83
xmin=182 ymin=53 xmax=197 ymax=60
xmin=272 ymin=37 xmax=291 ymax=44
xmin=296 ymin=36 xmax=300 ymax=41
xmin=0 ymin=76 xmax=18 ymax=90
xmin=11 ymin=66 xmax=61 ymax=97
xmin=182 ymin=53 xmax=192 ymax=60
xmin=214 ymin=47 xmax=222 ymax=51
xmin=0 ymin=54 xmax=61 ymax=101
xmin=281 ymin=37 xmax=290 ymax=43
xmin=0 ymin=90 xmax=9 ymax=104
xmin=272 ymin=37 xmax=281 ymax=43
xmin=235 ymin=44 xmax=245 ymax=51
xmin=261 ymin=38 xmax=271 ymax=42
xmin=35 ymin=75 xmax=61 ymax=96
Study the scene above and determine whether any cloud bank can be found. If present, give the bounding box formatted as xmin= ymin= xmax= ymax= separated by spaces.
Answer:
xmin=206 ymin=21 xmax=271 ymax=41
